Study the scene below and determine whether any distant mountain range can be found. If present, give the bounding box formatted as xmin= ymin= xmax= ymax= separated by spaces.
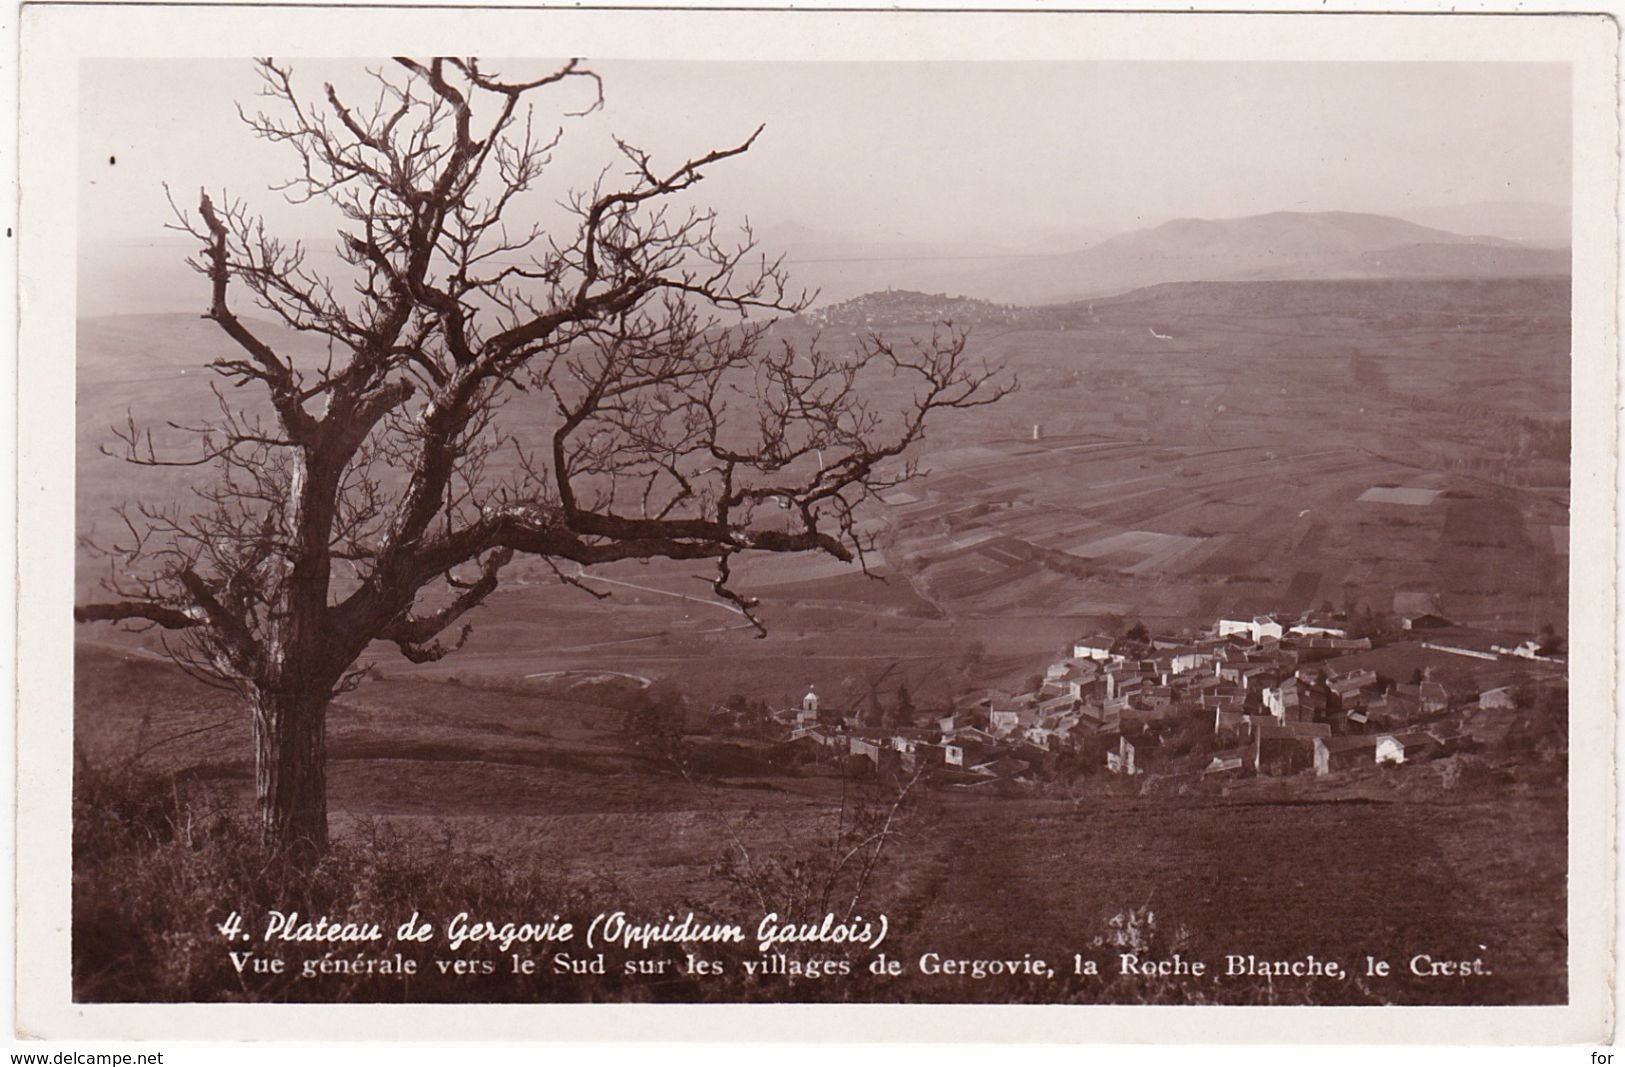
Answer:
xmin=794 ymin=274 xmax=1574 ymax=335
xmin=79 ymin=207 xmax=1569 ymax=318
xmin=903 ymin=211 xmax=1566 ymax=305
xmin=753 ymin=208 xmax=1568 ymax=308
xmin=1390 ymin=199 xmax=1571 ymax=246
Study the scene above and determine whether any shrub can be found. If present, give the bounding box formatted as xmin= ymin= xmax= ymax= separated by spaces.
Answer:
xmin=73 ymin=755 xmax=631 ymax=1003
xmin=75 ymin=751 xmax=937 ymax=1005
xmin=1438 ymin=754 xmax=1493 ymax=792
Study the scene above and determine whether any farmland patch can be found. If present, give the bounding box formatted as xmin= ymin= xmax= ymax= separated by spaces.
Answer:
xmin=1065 ymin=529 xmax=1203 ymax=566
xmin=1359 ymin=486 xmax=1442 ymax=506
xmin=1282 ymin=570 xmax=1323 ymax=613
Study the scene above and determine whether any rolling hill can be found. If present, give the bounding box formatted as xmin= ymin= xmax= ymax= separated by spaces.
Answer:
xmin=948 ymin=211 xmax=1566 ymax=303
xmin=82 ymin=209 xmax=1568 ymax=317
xmin=1393 ymin=200 xmax=1570 ymax=247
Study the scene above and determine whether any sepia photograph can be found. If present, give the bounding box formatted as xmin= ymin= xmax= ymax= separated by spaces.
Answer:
xmin=14 ymin=3 xmax=1617 ymax=1044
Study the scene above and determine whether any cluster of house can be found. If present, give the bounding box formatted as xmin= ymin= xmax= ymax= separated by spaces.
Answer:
xmin=796 ymin=289 xmax=1022 ymax=331
xmin=777 ymin=685 xmax=1054 ymax=786
xmin=773 ymin=610 xmax=1543 ymax=787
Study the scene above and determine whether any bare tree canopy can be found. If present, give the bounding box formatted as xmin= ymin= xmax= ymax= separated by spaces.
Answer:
xmin=76 ymin=57 xmax=1012 ymax=851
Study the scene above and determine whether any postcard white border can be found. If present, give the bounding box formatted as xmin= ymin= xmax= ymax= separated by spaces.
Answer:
xmin=16 ymin=2 xmax=1619 ymax=1043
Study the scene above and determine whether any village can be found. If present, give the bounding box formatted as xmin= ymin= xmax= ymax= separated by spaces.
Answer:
xmin=759 ymin=607 xmax=1568 ymax=790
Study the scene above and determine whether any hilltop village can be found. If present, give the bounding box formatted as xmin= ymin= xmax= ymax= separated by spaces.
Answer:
xmin=746 ymin=610 xmax=1567 ymax=789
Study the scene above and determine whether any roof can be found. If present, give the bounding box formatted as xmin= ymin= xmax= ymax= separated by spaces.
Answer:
xmin=1423 ymin=625 xmax=1528 ymax=649
xmin=1317 ymin=735 xmax=1378 ymax=753
xmin=1259 ymin=721 xmax=1332 ymax=739
xmin=974 ymin=757 xmax=1030 ymax=778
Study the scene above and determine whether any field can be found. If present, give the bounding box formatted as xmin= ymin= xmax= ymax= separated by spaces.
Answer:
xmin=72 ymin=276 xmax=1572 ymax=1005
xmin=858 ymin=278 xmax=1570 ymax=646
xmin=76 ymin=278 xmax=1569 ymax=706
xmin=74 ymin=642 xmax=1566 ymax=1004
xmin=910 ymin=787 xmax=1565 ymax=1005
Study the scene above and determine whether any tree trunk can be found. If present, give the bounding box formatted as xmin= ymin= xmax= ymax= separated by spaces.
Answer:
xmin=252 ymin=688 xmax=329 ymax=856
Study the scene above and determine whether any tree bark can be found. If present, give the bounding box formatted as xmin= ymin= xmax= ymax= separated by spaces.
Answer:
xmin=252 ymin=688 xmax=329 ymax=856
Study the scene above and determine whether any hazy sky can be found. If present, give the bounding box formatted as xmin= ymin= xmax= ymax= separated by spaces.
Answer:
xmin=81 ymin=58 xmax=1571 ymax=249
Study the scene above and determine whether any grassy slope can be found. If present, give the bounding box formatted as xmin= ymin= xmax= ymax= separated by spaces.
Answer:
xmin=902 ymin=788 xmax=1564 ymax=1004
xmin=76 ymin=644 xmax=1566 ymax=1004
xmin=72 ymin=277 xmax=1572 ymax=1003
xmin=77 ymin=278 xmax=1570 ymax=696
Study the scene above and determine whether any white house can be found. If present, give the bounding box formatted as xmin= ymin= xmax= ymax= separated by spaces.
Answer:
xmin=1251 ymin=616 xmax=1285 ymax=642
xmin=1171 ymin=650 xmax=1214 ymax=676
xmin=1072 ymin=635 xmax=1117 ymax=662
xmin=1376 ymin=732 xmax=1439 ymax=765
xmin=988 ymin=707 xmax=1022 ymax=736
xmin=1492 ymin=639 xmax=1563 ymax=662
xmin=1106 ymin=734 xmax=1155 ymax=776
xmin=1263 ymin=679 xmax=1301 ymax=722
xmin=1220 ymin=616 xmax=1283 ymax=643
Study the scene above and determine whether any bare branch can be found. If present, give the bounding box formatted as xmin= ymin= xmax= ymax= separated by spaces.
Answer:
xmin=74 ymin=601 xmax=204 ymax=630
xmin=80 ymin=54 xmax=1013 ymax=765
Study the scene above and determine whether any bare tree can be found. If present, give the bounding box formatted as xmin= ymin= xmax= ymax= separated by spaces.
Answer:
xmin=75 ymin=57 xmax=1012 ymax=854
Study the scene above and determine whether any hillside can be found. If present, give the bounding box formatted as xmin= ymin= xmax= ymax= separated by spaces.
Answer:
xmin=771 ymin=277 xmax=1571 ymax=650
xmin=78 ymin=276 xmax=1570 ymax=702
xmin=72 ymin=271 xmax=1574 ymax=1007
xmin=790 ymin=274 xmax=1572 ymax=334
xmin=74 ymin=639 xmax=1567 ymax=1005
xmin=1393 ymin=200 xmax=1570 ymax=247
xmin=937 ymin=211 xmax=1568 ymax=304
xmin=81 ymin=210 xmax=1569 ymax=317
xmin=1245 ymin=242 xmax=1569 ymax=282
xmin=1097 ymin=210 xmax=1479 ymax=259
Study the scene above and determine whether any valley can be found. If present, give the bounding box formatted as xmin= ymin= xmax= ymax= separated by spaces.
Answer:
xmin=72 ymin=239 xmax=1573 ymax=1007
